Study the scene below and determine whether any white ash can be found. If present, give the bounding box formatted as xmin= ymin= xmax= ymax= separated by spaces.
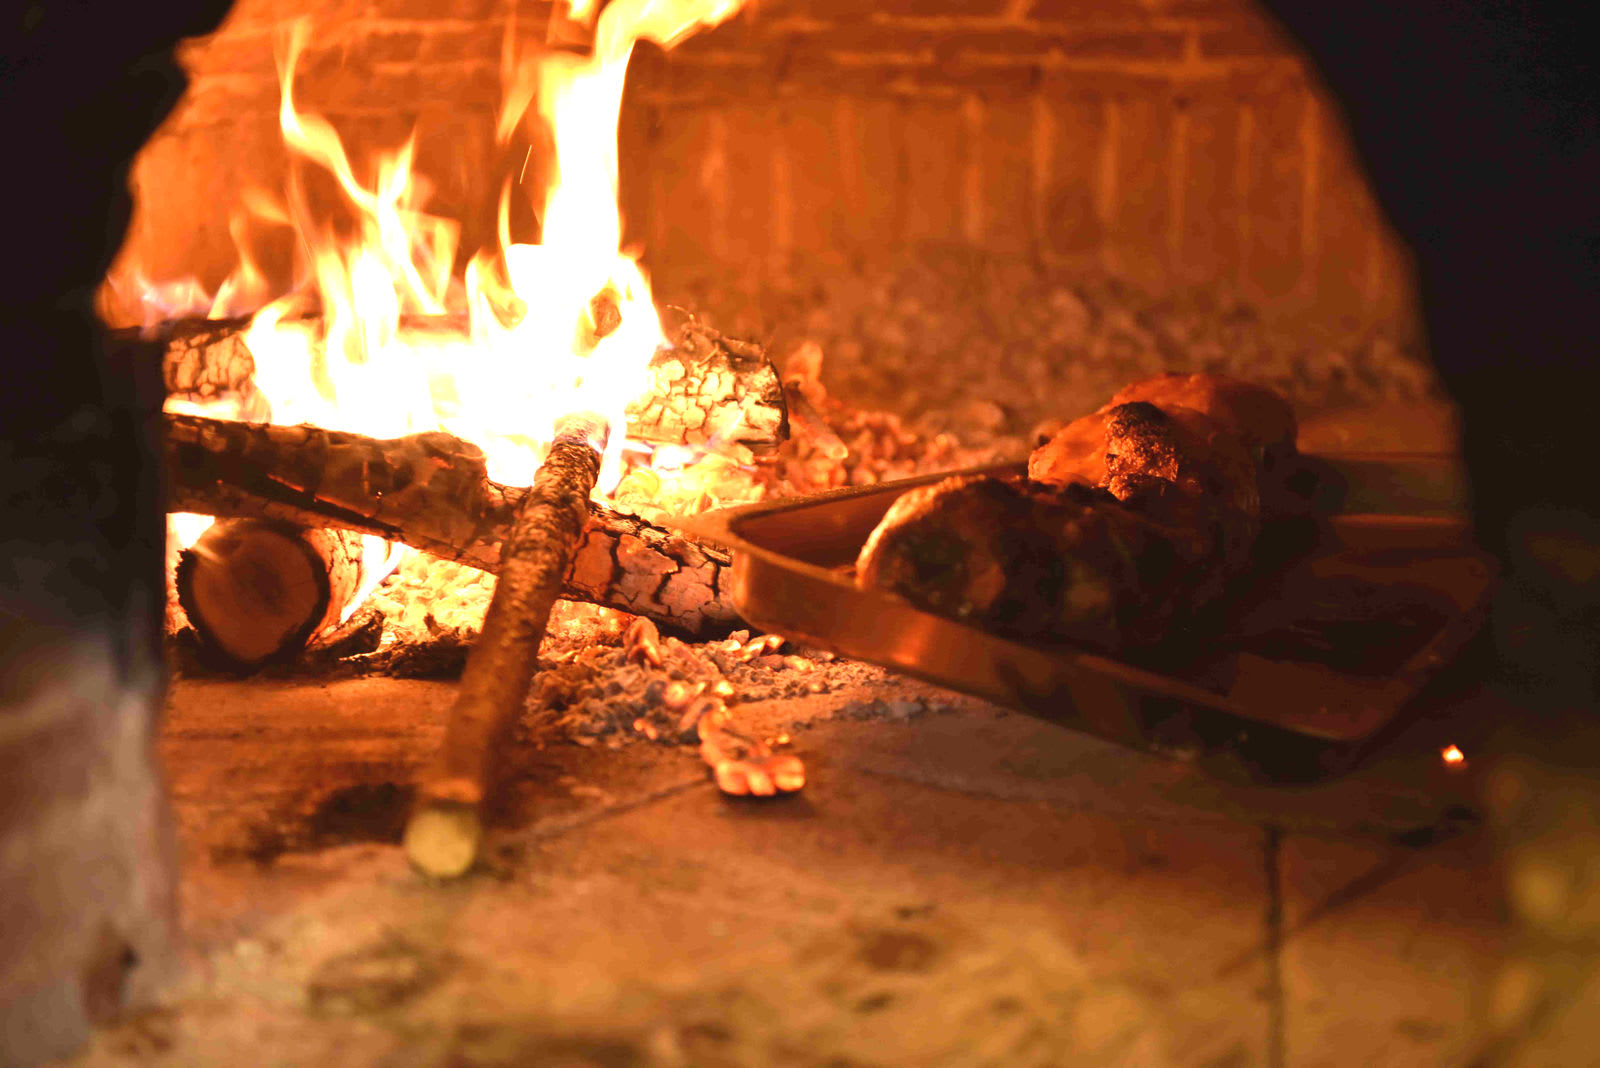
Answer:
xmin=655 ymin=249 xmax=1440 ymax=442
xmin=830 ymin=695 xmax=934 ymax=723
xmin=526 ymin=629 xmax=890 ymax=749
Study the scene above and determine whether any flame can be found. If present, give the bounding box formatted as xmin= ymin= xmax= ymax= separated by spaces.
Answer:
xmin=342 ymin=539 xmax=409 ymax=626
xmin=224 ymin=0 xmax=744 ymax=488
xmin=1442 ymin=744 xmax=1466 ymax=767
xmin=101 ymin=207 xmax=278 ymax=330
xmin=169 ymin=512 xmax=217 ymax=551
xmin=149 ymin=0 xmax=747 ymax=622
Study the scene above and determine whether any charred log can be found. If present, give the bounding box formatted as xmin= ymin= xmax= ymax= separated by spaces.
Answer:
xmin=151 ymin=315 xmax=256 ymax=398
xmin=625 ymin=321 xmax=789 ymax=454
xmin=163 ymin=412 xmax=740 ymax=638
xmin=124 ymin=316 xmax=789 ymax=453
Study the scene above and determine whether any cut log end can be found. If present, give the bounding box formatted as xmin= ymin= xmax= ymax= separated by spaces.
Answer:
xmin=403 ymin=801 xmax=483 ymax=879
xmin=176 ymin=519 xmax=364 ymax=669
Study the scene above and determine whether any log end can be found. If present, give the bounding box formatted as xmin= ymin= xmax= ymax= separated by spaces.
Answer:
xmin=403 ymin=801 xmax=483 ymax=879
xmin=174 ymin=519 xmax=364 ymax=671
xmin=176 ymin=520 xmax=330 ymax=668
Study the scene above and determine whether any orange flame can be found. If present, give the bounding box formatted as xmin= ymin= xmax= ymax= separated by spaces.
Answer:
xmin=227 ymin=0 xmax=744 ymax=488
xmin=152 ymin=0 xmax=748 ymax=619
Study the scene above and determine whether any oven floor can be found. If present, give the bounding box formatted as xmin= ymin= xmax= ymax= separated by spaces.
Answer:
xmin=70 ymin=400 xmax=1598 ymax=1066
xmin=61 ymin=653 xmax=1599 ymax=1067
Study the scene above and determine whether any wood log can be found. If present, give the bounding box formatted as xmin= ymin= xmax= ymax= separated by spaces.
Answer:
xmin=120 ymin=316 xmax=789 ymax=453
xmin=174 ymin=520 xmax=366 ymax=669
xmin=404 ymin=413 xmax=607 ymax=878
xmin=626 ymin=321 xmax=788 ymax=453
xmin=149 ymin=315 xmax=255 ymax=398
xmin=163 ymin=412 xmax=741 ymax=637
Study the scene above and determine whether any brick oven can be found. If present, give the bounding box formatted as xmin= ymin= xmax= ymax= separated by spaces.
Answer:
xmin=5 ymin=0 xmax=1599 ymax=1064
xmin=121 ymin=0 xmax=1416 ymax=318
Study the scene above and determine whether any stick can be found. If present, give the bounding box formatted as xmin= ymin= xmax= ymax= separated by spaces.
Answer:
xmin=404 ymin=412 xmax=608 ymax=878
xmin=163 ymin=412 xmax=740 ymax=637
xmin=122 ymin=316 xmax=789 ymax=453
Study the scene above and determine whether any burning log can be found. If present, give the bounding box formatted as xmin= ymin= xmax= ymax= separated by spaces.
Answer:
xmin=153 ymin=316 xmax=257 ymax=399
xmin=124 ymin=317 xmax=789 ymax=453
xmin=175 ymin=520 xmax=367 ymax=669
xmin=163 ymin=412 xmax=740 ymax=637
xmin=626 ymin=321 xmax=788 ymax=453
xmin=404 ymin=413 xmax=607 ymax=879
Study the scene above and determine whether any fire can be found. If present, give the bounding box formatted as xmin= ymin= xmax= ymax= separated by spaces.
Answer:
xmin=169 ymin=512 xmax=217 ymax=552
xmin=148 ymin=0 xmax=749 ymax=623
xmin=1442 ymin=744 xmax=1466 ymax=767
xmin=232 ymin=0 xmax=745 ymax=487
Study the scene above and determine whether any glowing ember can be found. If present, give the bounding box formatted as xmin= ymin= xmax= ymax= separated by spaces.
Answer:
xmin=1442 ymin=744 xmax=1466 ymax=767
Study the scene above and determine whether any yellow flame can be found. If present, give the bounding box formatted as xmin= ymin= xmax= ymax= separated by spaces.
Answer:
xmin=149 ymin=0 xmax=747 ymax=622
xmin=341 ymin=539 xmax=409 ymax=626
xmin=169 ymin=512 xmax=216 ymax=551
xmin=217 ymin=0 xmax=744 ymax=489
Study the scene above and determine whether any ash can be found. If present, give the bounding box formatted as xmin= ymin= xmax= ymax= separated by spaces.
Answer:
xmin=528 ymin=625 xmax=891 ymax=750
xmin=656 ymin=248 xmax=1440 ymax=440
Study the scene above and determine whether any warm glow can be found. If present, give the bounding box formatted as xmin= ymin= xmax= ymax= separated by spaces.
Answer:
xmin=169 ymin=512 xmax=216 ymax=551
xmin=342 ymin=539 xmax=409 ymax=626
xmin=145 ymin=0 xmax=750 ymax=621
xmin=163 ymin=0 xmax=746 ymax=487
xmin=1442 ymin=744 xmax=1466 ymax=766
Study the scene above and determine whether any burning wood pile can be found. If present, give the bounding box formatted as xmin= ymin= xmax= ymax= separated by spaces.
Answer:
xmin=112 ymin=0 xmax=1020 ymax=877
xmin=148 ymin=310 xmax=993 ymax=845
xmin=152 ymin=316 xmax=994 ymax=661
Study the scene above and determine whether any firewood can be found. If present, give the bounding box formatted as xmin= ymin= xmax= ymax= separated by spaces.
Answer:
xmin=175 ymin=519 xmax=366 ymax=669
xmin=404 ymin=413 xmax=607 ymax=879
xmin=163 ymin=412 xmax=741 ymax=638
xmin=148 ymin=315 xmax=256 ymax=398
xmin=119 ymin=316 xmax=789 ymax=453
xmin=626 ymin=321 xmax=788 ymax=453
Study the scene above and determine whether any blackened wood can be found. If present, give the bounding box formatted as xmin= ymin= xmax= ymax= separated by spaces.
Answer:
xmin=151 ymin=316 xmax=256 ymax=398
xmin=405 ymin=413 xmax=606 ymax=878
xmin=127 ymin=316 xmax=789 ymax=452
xmin=163 ymin=412 xmax=740 ymax=637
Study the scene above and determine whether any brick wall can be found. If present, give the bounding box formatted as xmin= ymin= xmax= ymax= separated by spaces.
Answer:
xmin=117 ymin=0 xmax=1416 ymax=324
xmin=115 ymin=0 xmax=525 ymax=303
xmin=623 ymin=0 xmax=1415 ymax=319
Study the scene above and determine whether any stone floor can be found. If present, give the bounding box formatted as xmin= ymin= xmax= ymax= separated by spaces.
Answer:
xmin=56 ymin=654 xmax=1599 ymax=1067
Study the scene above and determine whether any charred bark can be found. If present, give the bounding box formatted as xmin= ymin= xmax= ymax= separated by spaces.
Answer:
xmin=625 ymin=321 xmax=789 ymax=454
xmin=151 ymin=316 xmax=256 ymax=399
xmin=163 ymin=413 xmax=740 ymax=638
xmin=125 ymin=316 xmax=789 ymax=453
